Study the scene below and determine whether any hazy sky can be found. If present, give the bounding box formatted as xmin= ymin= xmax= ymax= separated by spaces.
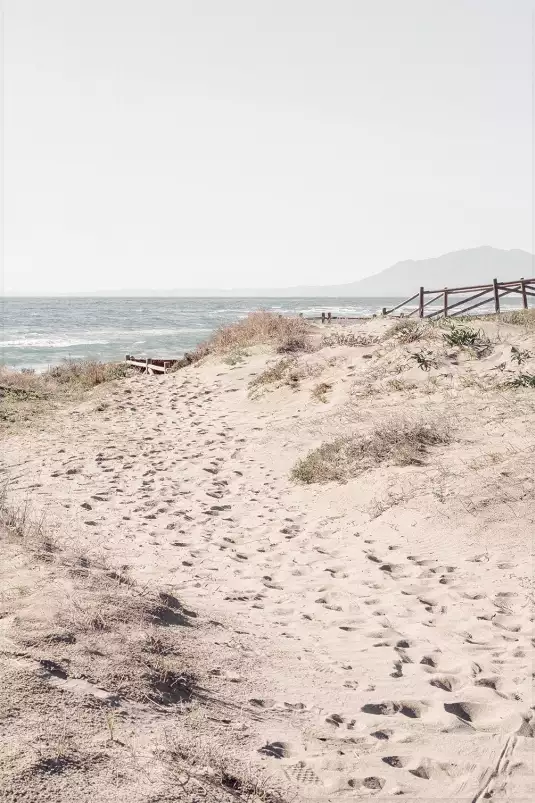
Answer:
xmin=1 ymin=0 xmax=533 ymax=294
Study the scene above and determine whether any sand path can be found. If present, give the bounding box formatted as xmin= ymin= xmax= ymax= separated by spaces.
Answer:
xmin=2 ymin=349 xmax=534 ymax=800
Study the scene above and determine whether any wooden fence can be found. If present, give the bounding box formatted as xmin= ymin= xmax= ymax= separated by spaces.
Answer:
xmin=382 ymin=277 xmax=535 ymax=319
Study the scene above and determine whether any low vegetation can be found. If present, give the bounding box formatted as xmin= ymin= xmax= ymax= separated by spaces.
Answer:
xmin=311 ymin=381 xmax=332 ymax=402
xmin=291 ymin=417 xmax=452 ymax=484
xmin=442 ymin=322 xmax=492 ymax=356
xmin=222 ymin=348 xmax=249 ymax=366
xmin=505 ymin=373 xmax=535 ymax=388
xmin=412 ymin=349 xmax=438 ymax=371
xmin=248 ymin=358 xmax=302 ymax=396
xmin=384 ymin=318 xmax=427 ymax=343
xmin=0 ymin=360 xmax=130 ymax=427
xmin=320 ymin=331 xmax=378 ymax=348
xmin=0 ymin=495 xmax=195 ymax=707
xmin=46 ymin=359 xmax=130 ymax=386
xmin=276 ymin=334 xmax=312 ymax=353
xmin=497 ymin=308 xmax=535 ymax=327
xmin=186 ymin=311 xmax=312 ymax=362
xmin=510 ymin=345 xmax=532 ymax=365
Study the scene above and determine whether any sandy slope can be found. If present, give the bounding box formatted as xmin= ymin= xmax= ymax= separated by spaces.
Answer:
xmin=1 ymin=317 xmax=534 ymax=801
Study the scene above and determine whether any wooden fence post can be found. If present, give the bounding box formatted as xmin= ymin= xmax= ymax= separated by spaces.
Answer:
xmin=418 ymin=287 xmax=424 ymax=318
xmin=443 ymin=288 xmax=448 ymax=317
xmin=327 ymin=311 xmax=332 ymax=323
xmin=521 ymin=278 xmax=528 ymax=309
xmin=382 ymin=307 xmax=387 ymax=316
xmin=493 ymin=278 xmax=500 ymax=313
xmin=321 ymin=312 xmax=325 ymax=324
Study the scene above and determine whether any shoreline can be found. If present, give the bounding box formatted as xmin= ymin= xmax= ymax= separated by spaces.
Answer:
xmin=4 ymin=296 xmax=533 ymax=373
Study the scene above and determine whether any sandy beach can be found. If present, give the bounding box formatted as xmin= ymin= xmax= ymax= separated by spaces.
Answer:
xmin=1 ymin=313 xmax=534 ymax=802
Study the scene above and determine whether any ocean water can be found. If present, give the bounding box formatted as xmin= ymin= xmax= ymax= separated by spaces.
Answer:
xmin=1 ymin=296 xmax=392 ymax=370
xmin=1 ymin=295 xmax=530 ymax=371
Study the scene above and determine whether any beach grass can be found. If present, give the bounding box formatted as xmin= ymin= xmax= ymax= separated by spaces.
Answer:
xmin=186 ymin=311 xmax=312 ymax=362
xmin=291 ymin=416 xmax=452 ymax=484
xmin=0 ymin=359 xmax=130 ymax=427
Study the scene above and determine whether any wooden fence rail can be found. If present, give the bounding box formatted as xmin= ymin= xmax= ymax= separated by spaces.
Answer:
xmin=382 ymin=277 xmax=535 ymax=320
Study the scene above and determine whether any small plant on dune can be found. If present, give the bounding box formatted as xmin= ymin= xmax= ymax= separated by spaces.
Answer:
xmin=0 ymin=369 xmax=49 ymax=399
xmin=48 ymin=359 xmax=129 ymax=387
xmin=442 ymin=323 xmax=492 ymax=356
xmin=498 ymin=309 xmax=535 ymax=327
xmin=222 ymin=348 xmax=249 ymax=366
xmin=510 ymin=346 xmax=532 ymax=365
xmin=412 ymin=350 xmax=438 ymax=371
xmin=277 ymin=335 xmax=312 ymax=354
xmin=311 ymin=382 xmax=332 ymax=403
xmin=248 ymin=358 xmax=302 ymax=395
xmin=1 ymin=360 xmax=131 ymax=427
xmin=321 ymin=332 xmax=378 ymax=348
xmin=442 ymin=323 xmax=479 ymax=347
xmin=291 ymin=417 xmax=452 ymax=484
xmin=505 ymin=373 xmax=535 ymax=388
xmin=386 ymin=378 xmax=419 ymax=392
xmin=384 ymin=319 xmax=427 ymax=343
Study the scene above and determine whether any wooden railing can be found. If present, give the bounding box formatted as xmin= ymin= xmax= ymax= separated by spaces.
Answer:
xmin=382 ymin=277 xmax=535 ymax=319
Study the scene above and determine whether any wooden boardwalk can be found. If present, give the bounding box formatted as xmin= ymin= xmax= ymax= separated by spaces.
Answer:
xmin=125 ymin=355 xmax=178 ymax=374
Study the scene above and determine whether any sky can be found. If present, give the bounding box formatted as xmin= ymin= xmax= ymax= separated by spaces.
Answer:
xmin=1 ymin=0 xmax=533 ymax=294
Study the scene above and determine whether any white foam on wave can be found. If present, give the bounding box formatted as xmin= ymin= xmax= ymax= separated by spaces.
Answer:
xmin=1 ymin=337 xmax=110 ymax=349
xmin=298 ymin=306 xmax=379 ymax=317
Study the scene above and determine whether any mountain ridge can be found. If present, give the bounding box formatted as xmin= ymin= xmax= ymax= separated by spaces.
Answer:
xmin=11 ymin=247 xmax=534 ymax=297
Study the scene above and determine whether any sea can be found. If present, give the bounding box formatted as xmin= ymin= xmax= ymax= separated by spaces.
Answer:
xmin=1 ymin=295 xmax=530 ymax=371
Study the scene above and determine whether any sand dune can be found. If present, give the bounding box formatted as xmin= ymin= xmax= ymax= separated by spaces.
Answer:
xmin=1 ymin=315 xmax=534 ymax=801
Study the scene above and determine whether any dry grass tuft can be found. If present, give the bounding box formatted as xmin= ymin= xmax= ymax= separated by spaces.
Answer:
xmin=1 ymin=360 xmax=130 ymax=427
xmin=187 ymin=312 xmax=312 ymax=362
xmin=383 ymin=319 xmax=427 ymax=343
xmin=1 ymin=495 xmax=289 ymax=802
xmin=163 ymin=733 xmax=290 ymax=803
xmin=291 ymin=417 xmax=452 ymax=484
xmin=311 ymin=382 xmax=332 ymax=403
xmin=0 ymin=488 xmax=197 ymax=707
xmin=222 ymin=348 xmax=249 ymax=366
xmin=276 ymin=334 xmax=312 ymax=353
xmin=497 ymin=308 xmax=535 ymax=327
xmin=248 ymin=358 xmax=302 ymax=395
xmin=47 ymin=359 xmax=129 ymax=387
xmin=386 ymin=378 xmax=419 ymax=393
xmin=1 ymin=359 xmax=128 ymax=393
xmin=320 ymin=331 xmax=378 ymax=348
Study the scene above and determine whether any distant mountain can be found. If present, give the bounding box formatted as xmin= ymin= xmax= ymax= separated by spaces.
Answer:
xmin=140 ymin=247 xmax=533 ymax=297
xmin=12 ymin=247 xmax=533 ymax=298
xmin=322 ymin=247 xmax=534 ymax=297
